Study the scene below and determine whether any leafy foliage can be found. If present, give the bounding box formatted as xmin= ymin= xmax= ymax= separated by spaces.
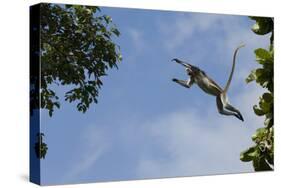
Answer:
xmin=40 ymin=4 xmax=122 ymax=116
xmin=34 ymin=133 xmax=48 ymax=159
xmin=240 ymin=17 xmax=274 ymax=171
xmin=33 ymin=4 xmax=121 ymax=159
xmin=250 ymin=16 xmax=273 ymax=35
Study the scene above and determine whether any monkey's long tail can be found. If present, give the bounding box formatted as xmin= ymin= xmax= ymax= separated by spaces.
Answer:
xmin=223 ymin=44 xmax=245 ymax=93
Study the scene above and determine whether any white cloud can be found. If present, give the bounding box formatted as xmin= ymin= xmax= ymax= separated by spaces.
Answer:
xmin=158 ymin=13 xmax=269 ymax=65
xmin=135 ymin=86 xmax=264 ymax=178
xmin=122 ymin=28 xmax=147 ymax=66
xmin=159 ymin=13 xmax=224 ymax=51
xmin=61 ymin=125 xmax=110 ymax=183
xmin=128 ymin=28 xmax=146 ymax=53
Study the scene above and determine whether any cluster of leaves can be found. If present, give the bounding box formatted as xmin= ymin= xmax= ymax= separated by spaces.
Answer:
xmin=40 ymin=4 xmax=122 ymax=116
xmin=33 ymin=4 xmax=121 ymax=159
xmin=240 ymin=17 xmax=274 ymax=171
xmin=34 ymin=133 xmax=48 ymax=159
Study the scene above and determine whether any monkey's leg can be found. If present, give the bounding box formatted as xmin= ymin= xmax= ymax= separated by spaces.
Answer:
xmin=225 ymin=103 xmax=244 ymax=121
xmin=221 ymin=93 xmax=244 ymax=121
xmin=216 ymin=94 xmax=243 ymax=121
xmin=216 ymin=95 xmax=237 ymax=116
xmin=172 ymin=78 xmax=194 ymax=88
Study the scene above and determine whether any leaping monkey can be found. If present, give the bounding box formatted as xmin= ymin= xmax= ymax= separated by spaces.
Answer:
xmin=172 ymin=44 xmax=245 ymax=121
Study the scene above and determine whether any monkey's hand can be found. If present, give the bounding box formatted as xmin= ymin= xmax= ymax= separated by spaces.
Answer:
xmin=172 ymin=78 xmax=191 ymax=88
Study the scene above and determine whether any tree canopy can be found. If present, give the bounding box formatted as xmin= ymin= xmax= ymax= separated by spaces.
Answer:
xmin=240 ymin=17 xmax=274 ymax=171
xmin=40 ymin=4 xmax=122 ymax=116
xmin=33 ymin=4 xmax=121 ymax=159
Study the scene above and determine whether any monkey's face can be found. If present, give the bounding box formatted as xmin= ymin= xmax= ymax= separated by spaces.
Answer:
xmin=186 ymin=68 xmax=192 ymax=76
xmin=187 ymin=69 xmax=195 ymax=77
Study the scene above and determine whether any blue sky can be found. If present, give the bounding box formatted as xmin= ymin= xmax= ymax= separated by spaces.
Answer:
xmin=40 ymin=6 xmax=270 ymax=185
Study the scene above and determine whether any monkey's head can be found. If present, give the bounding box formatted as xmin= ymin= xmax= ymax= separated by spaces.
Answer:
xmin=188 ymin=66 xmax=202 ymax=76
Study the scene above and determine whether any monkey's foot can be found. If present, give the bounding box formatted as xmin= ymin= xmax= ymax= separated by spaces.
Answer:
xmin=235 ymin=113 xmax=244 ymax=122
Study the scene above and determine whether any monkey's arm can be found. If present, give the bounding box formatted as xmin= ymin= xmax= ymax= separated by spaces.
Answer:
xmin=172 ymin=77 xmax=194 ymax=88
xmin=172 ymin=59 xmax=192 ymax=72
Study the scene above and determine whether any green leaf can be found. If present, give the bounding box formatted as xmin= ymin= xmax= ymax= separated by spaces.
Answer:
xmin=48 ymin=109 xmax=53 ymax=117
xmin=85 ymin=8 xmax=92 ymax=15
xmin=246 ymin=70 xmax=257 ymax=83
xmin=65 ymin=5 xmax=72 ymax=9
xmin=34 ymin=132 xmax=48 ymax=159
xmin=103 ymin=15 xmax=112 ymax=23
xmin=264 ymin=117 xmax=273 ymax=127
xmin=250 ymin=17 xmax=273 ymax=35
xmin=53 ymin=102 xmax=60 ymax=109
xmin=259 ymin=99 xmax=271 ymax=114
xmin=253 ymin=157 xmax=272 ymax=171
xmin=262 ymin=93 xmax=273 ymax=103
xmin=252 ymin=127 xmax=267 ymax=142
xmin=253 ymin=105 xmax=265 ymax=116
xmin=111 ymin=27 xmax=120 ymax=36
xmin=240 ymin=147 xmax=258 ymax=162
xmin=255 ymin=48 xmax=271 ymax=61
